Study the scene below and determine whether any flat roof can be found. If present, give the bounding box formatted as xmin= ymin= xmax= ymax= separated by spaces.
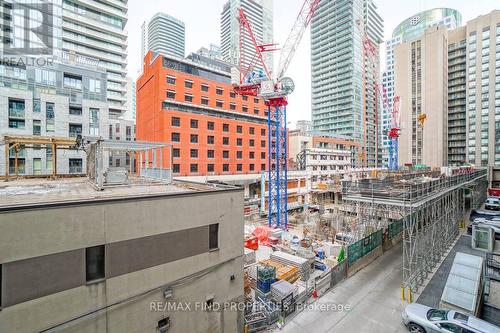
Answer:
xmin=0 ymin=177 xmax=238 ymax=211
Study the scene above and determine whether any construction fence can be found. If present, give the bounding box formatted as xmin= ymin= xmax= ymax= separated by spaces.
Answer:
xmin=347 ymin=218 xmax=404 ymax=267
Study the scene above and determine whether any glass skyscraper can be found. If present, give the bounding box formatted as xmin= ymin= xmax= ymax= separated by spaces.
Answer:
xmin=311 ymin=0 xmax=383 ymax=167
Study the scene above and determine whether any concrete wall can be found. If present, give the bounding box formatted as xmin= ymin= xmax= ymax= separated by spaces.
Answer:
xmin=396 ymin=26 xmax=449 ymax=167
xmin=0 ymin=188 xmax=244 ymax=333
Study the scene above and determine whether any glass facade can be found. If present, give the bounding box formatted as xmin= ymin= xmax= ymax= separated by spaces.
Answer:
xmin=311 ymin=0 xmax=383 ymax=167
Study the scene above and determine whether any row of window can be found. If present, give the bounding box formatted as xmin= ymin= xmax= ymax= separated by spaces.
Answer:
xmin=174 ymin=163 xmax=265 ymax=173
xmin=174 ymin=148 xmax=266 ymax=160
xmin=171 ymin=117 xmax=266 ymax=135
xmin=167 ymin=91 xmax=262 ymax=114
xmin=167 ymin=76 xmax=260 ymax=103
xmin=171 ymin=133 xmax=266 ymax=147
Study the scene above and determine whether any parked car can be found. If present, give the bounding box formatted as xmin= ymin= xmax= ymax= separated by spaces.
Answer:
xmin=485 ymin=197 xmax=500 ymax=211
xmin=469 ymin=209 xmax=500 ymax=222
xmin=402 ymin=303 xmax=500 ymax=333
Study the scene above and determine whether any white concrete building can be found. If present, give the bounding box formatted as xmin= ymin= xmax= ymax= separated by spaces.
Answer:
xmin=0 ymin=59 xmax=135 ymax=176
xmin=220 ymin=0 xmax=273 ymax=72
xmin=61 ymin=0 xmax=129 ymax=117
xmin=297 ymin=148 xmax=351 ymax=174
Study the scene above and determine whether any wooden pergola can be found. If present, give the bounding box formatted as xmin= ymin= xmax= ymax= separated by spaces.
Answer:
xmin=3 ymin=135 xmax=77 ymax=181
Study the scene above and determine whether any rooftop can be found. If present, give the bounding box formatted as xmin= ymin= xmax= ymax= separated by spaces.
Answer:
xmin=0 ymin=177 xmax=237 ymax=211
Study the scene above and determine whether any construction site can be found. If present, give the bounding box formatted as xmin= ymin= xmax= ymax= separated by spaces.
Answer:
xmin=241 ymin=166 xmax=488 ymax=331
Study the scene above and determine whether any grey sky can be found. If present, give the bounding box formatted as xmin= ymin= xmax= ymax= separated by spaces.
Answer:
xmin=126 ymin=1 xmax=500 ymax=126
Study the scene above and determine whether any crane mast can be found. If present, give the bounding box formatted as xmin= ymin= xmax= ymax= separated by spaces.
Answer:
xmin=388 ymin=95 xmax=400 ymax=170
xmin=233 ymin=0 xmax=320 ymax=229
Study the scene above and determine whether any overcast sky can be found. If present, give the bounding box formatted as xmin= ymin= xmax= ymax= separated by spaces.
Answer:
xmin=126 ymin=0 xmax=500 ymax=127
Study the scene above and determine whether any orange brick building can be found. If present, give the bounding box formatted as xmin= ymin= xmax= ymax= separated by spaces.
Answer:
xmin=136 ymin=51 xmax=269 ymax=176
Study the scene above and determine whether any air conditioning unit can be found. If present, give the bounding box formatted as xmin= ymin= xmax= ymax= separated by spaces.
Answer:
xmin=157 ymin=317 xmax=170 ymax=332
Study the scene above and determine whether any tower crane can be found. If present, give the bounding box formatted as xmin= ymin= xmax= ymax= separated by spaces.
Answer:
xmin=232 ymin=0 xmax=321 ymax=229
xmin=388 ymin=95 xmax=400 ymax=170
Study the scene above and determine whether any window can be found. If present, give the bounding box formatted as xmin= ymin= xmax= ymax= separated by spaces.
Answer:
xmin=207 ymin=150 xmax=214 ymax=158
xmin=223 ymin=164 xmax=229 ymax=172
xmin=254 ymin=98 xmax=259 ymax=103
xmin=33 ymin=120 xmax=41 ymax=136
xmin=190 ymin=164 xmax=198 ymax=172
xmin=242 ymin=106 xmax=248 ymax=113
xmin=237 ymin=138 xmax=243 ymax=146
xmin=9 ymin=99 xmax=25 ymax=129
xmin=185 ymin=80 xmax=193 ymax=88
xmin=69 ymin=123 xmax=82 ymax=138
xmin=185 ymin=94 xmax=193 ymax=102
xmin=216 ymin=100 xmax=223 ymax=108
xmin=237 ymin=125 xmax=242 ymax=133
xmin=201 ymin=84 xmax=209 ymax=92
xmin=230 ymin=91 xmax=236 ymax=98
xmin=209 ymin=223 xmax=219 ymax=250
xmin=260 ymin=140 xmax=266 ymax=148
xmin=249 ymin=127 xmax=255 ymax=135
xmin=237 ymin=164 xmax=242 ymax=171
xmin=237 ymin=151 xmax=242 ymax=159
xmin=109 ymin=125 xmax=113 ymax=139
xmin=90 ymin=109 xmax=99 ymax=136
xmin=173 ymin=164 xmax=180 ymax=173
xmin=167 ymin=76 xmax=176 ymax=84
xmin=230 ymin=103 xmax=236 ymax=110
xmin=223 ymin=123 xmax=229 ymax=132
xmin=171 ymin=117 xmax=180 ymax=126
xmin=207 ymin=164 xmax=214 ymax=172
xmin=63 ymin=74 xmax=82 ymax=89
xmin=171 ymin=132 xmax=180 ymax=142
xmin=201 ymin=97 xmax=209 ymax=105
xmin=69 ymin=158 xmax=83 ymax=173
xmin=207 ymin=121 xmax=214 ymax=130
xmin=223 ymin=137 xmax=229 ymax=145
xmin=216 ymin=87 xmax=223 ymax=95
xmin=89 ymin=79 xmax=101 ymax=93
xmin=254 ymin=108 xmax=259 ymax=115
xmin=190 ymin=149 xmax=198 ymax=158
xmin=261 ymin=163 xmax=266 ymax=170
xmin=223 ymin=151 xmax=229 ymax=158
xmin=173 ymin=148 xmax=180 ymax=157
xmin=249 ymin=139 xmax=255 ymax=147
xmin=261 ymin=128 xmax=266 ymax=136
xmin=116 ymin=159 xmax=120 ymax=167
xmin=207 ymin=135 xmax=215 ymax=144
xmin=190 ymin=134 xmax=198 ymax=143
xmin=438 ymin=323 xmax=462 ymax=333
xmin=191 ymin=119 xmax=198 ymax=128
xmin=33 ymin=99 xmax=40 ymax=113
xmin=242 ymin=95 xmax=248 ymax=101
xmin=166 ymin=90 xmax=176 ymax=99
xmin=46 ymin=103 xmax=55 ymax=132
xmin=85 ymin=245 xmax=105 ymax=282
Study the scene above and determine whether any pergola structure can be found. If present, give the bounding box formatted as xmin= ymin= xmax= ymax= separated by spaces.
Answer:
xmin=2 ymin=135 xmax=77 ymax=181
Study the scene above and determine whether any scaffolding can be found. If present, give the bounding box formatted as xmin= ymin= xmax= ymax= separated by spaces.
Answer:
xmin=342 ymin=169 xmax=488 ymax=291
xmin=85 ymin=138 xmax=172 ymax=190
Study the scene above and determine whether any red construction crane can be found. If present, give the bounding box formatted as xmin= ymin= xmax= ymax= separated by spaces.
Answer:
xmin=357 ymin=19 xmax=380 ymax=168
xmin=388 ymin=95 xmax=400 ymax=170
xmin=232 ymin=0 xmax=321 ymax=229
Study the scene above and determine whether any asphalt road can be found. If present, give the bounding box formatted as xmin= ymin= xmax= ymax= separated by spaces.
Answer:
xmin=276 ymin=244 xmax=409 ymax=333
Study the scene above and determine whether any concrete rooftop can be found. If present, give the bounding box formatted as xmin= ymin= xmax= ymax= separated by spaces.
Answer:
xmin=0 ymin=177 xmax=235 ymax=210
